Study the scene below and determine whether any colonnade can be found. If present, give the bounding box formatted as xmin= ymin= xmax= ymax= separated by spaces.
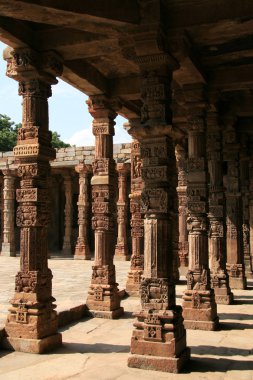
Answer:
xmin=1 ymin=46 xmax=253 ymax=373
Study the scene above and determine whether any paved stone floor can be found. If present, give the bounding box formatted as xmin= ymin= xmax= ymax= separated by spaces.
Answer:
xmin=0 ymin=256 xmax=253 ymax=379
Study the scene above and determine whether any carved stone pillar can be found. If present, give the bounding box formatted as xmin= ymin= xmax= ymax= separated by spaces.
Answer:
xmin=86 ymin=95 xmax=123 ymax=319
xmin=74 ymin=162 xmax=92 ymax=260
xmin=3 ymin=47 xmax=62 ymax=353
xmin=126 ymin=136 xmax=144 ymax=296
xmin=114 ymin=162 xmax=131 ymax=260
xmin=206 ymin=109 xmax=233 ymax=304
xmin=223 ymin=119 xmax=246 ymax=289
xmin=62 ymin=173 xmax=72 ymax=256
xmin=182 ymin=85 xmax=219 ymax=330
xmin=240 ymin=137 xmax=253 ymax=279
xmin=128 ymin=53 xmax=189 ymax=373
xmin=249 ymin=142 xmax=253 ymax=277
xmin=175 ymin=142 xmax=188 ymax=271
xmin=1 ymin=168 xmax=16 ymax=257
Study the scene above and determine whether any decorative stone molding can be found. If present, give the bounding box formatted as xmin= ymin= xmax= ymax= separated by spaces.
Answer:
xmin=86 ymin=95 xmax=123 ymax=319
xmin=1 ymin=167 xmax=17 ymax=257
xmin=62 ymin=173 xmax=73 ymax=256
xmin=114 ymin=162 xmax=131 ymax=261
xmin=182 ymin=88 xmax=219 ymax=331
xmin=206 ymin=109 xmax=233 ymax=304
xmin=126 ymin=136 xmax=144 ymax=295
xmin=128 ymin=56 xmax=189 ymax=373
xmin=223 ymin=118 xmax=246 ymax=290
xmin=74 ymin=162 xmax=92 ymax=260
xmin=2 ymin=47 xmax=62 ymax=353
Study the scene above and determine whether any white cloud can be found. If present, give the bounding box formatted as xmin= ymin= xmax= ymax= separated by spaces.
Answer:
xmin=67 ymin=126 xmax=95 ymax=146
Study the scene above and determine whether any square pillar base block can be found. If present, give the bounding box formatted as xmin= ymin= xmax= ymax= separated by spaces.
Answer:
xmin=2 ymin=333 xmax=62 ymax=354
xmin=128 ymin=348 xmax=190 ymax=373
xmin=183 ymin=317 xmax=219 ymax=331
xmin=214 ymin=292 xmax=233 ymax=305
xmin=229 ymin=276 xmax=247 ymax=290
xmin=86 ymin=307 xmax=124 ymax=319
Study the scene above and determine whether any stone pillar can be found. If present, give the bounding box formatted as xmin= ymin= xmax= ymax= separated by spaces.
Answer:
xmin=182 ymin=85 xmax=219 ymax=330
xmin=249 ymin=142 xmax=253 ymax=277
xmin=86 ymin=95 xmax=123 ymax=319
xmin=175 ymin=142 xmax=188 ymax=272
xmin=206 ymin=109 xmax=233 ymax=304
xmin=240 ymin=137 xmax=253 ymax=279
xmin=3 ymin=47 xmax=62 ymax=353
xmin=74 ymin=162 xmax=92 ymax=260
xmin=62 ymin=173 xmax=72 ymax=256
xmin=223 ymin=118 xmax=246 ymax=289
xmin=1 ymin=168 xmax=16 ymax=257
xmin=126 ymin=136 xmax=144 ymax=296
xmin=128 ymin=53 xmax=189 ymax=373
xmin=114 ymin=162 xmax=131 ymax=260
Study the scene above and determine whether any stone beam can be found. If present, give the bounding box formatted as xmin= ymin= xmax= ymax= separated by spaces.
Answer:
xmin=63 ymin=60 xmax=108 ymax=95
xmin=109 ymin=76 xmax=141 ymax=100
xmin=210 ymin=64 xmax=253 ymax=91
xmin=0 ymin=0 xmax=139 ymax=36
xmin=0 ymin=16 xmax=34 ymax=48
xmin=166 ymin=0 xmax=253 ymax=29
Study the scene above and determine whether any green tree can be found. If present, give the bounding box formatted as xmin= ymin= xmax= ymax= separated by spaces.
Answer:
xmin=0 ymin=114 xmax=70 ymax=151
xmin=51 ymin=131 xmax=70 ymax=149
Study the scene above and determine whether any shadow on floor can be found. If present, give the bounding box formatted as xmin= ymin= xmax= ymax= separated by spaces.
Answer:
xmin=58 ymin=341 xmax=130 ymax=354
xmin=219 ymin=312 xmax=253 ymax=321
xmin=191 ymin=345 xmax=252 ymax=357
xmin=219 ymin=321 xmax=253 ymax=330
xmin=184 ymin=357 xmax=253 ymax=373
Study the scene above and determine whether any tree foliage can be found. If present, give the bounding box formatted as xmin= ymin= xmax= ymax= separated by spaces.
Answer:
xmin=0 ymin=114 xmax=70 ymax=151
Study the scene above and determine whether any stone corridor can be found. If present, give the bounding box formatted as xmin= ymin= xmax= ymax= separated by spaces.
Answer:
xmin=0 ymin=256 xmax=252 ymax=379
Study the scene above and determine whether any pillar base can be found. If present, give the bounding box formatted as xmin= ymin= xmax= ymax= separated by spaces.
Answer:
xmin=86 ymin=307 xmax=124 ymax=319
xmin=126 ymin=270 xmax=142 ymax=296
xmin=114 ymin=246 xmax=130 ymax=261
xmin=128 ymin=348 xmax=190 ymax=374
xmin=244 ymin=257 xmax=253 ymax=279
xmin=182 ymin=289 xmax=219 ymax=330
xmin=211 ymin=273 xmax=234 ymax=305
xmin=227 ymin=264 xmax=247 ymax=289
xmin=74 ymin=244 xmax=91 ymax=260
xmin=128 ymin=307 xmax=190 ymax=373
xmin=2 ymin=333 xmax=62 ymax=354
xmin=1 ymin=243 xmax=16 ymax=257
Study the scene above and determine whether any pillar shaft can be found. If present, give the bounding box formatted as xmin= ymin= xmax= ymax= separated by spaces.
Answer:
xmin=175 ymin=142 xmax=188 ymax=271
xmin=74 ymin=163 xmax=92 ymax=260
xmin=206 ymin=109 xmax=233 ymax=304
xmin=223 ymin=120 xmax=246 ymax=289
xmin=3 ymin=47 xmax=62 ymax=353
xmin=1 ymin=169 xmax=16 ymax=257
xmin=86 ymin=95 xmax=123 ymax=319
xmin=62 ymin=174 xmax=72 ymax=255
xmin=128 ymin=53 xmax=189 ymax=373
xmin=126 ymin=137 xmax=144 ymax=295
xmin=114 ymin=162 xmax=131 ymax=260
xmin=240 ymin=138 xmax=253 ymax=279
xmin=182 ymin=87 xmax=219 ymax=330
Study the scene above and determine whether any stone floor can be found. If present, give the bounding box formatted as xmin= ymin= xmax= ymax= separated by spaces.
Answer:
xmin=0 ymin=256 xmax=253 ymax=379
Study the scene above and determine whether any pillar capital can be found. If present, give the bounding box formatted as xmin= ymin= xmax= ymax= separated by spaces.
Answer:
xmin=75 ymin=162 xmax=92 ymax=176
xmin=4 ymin=46 xmax=63 ymax=85
xmin=116 ymin=162 xmax=131 ymax=175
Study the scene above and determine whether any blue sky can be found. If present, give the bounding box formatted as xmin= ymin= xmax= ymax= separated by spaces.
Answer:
xmin=0 ymin=41 xmax=131 ymax=146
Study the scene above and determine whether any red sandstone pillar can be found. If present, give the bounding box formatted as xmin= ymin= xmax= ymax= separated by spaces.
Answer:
xmin=114 ymin=162 xmax=131 ymax=261
xmin=62 ymin=173 xmax=72 ymax=256
xmin=74 ymin=162 xmax=92 ymax=260
xmin=126 ymin=136 xmax=144 ymax=296
xmin=128 ymin=54 xmax=189 ymax=373
xmin=223 ymin=118 xmax=246 ymax=289
xmin=206 ymin=108 xmax=233 ymax=304
xmin=182 ymin=85 xmax=219 ymax=330
xmin=240 ymin=137 xmax=253 ymax=279
xmin=249 ymin=144 xmax=253 ymax=277
xmin=3 ymin=47 xmax=62 ymax=353
xmin=86 ymin=95 xmax=123 ymax=319
xmin=1 ymin=167 xmax=16 ymax=257
xmin=175 ymin=142 xmax=189 ymax=272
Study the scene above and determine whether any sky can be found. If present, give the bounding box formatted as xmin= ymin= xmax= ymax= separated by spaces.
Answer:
xmin=0 ymin=41 xmax=131 ymax=146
